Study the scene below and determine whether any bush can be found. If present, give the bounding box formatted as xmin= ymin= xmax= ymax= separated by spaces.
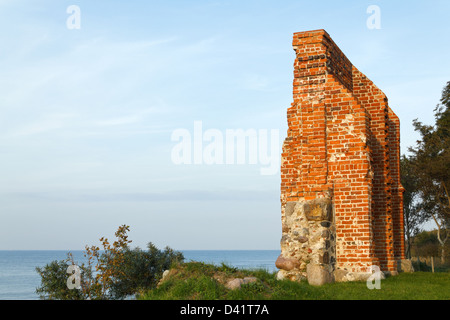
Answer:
xmin=108 ymin=243 xmax=184 ymax=299
xmin=35 ymin=225 xmax=184 ymax=300
xmin=35 ymin=253 xmax=92 ymax=300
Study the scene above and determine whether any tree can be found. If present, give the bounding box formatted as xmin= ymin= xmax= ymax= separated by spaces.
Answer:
xmin=400 ymin=155 xmax=426 ymax=258
xmin=409 ymin=81 xmax=450 ymax=264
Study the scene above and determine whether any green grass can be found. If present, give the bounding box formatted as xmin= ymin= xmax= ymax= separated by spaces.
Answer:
xmin=137 ymin=261 xmax=450 ymax=300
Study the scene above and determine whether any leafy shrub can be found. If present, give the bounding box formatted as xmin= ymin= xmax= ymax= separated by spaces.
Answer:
xmin=35 ymin=225 xmax=184 ymax=300
xmin=35 ymin=252 xmax=92 ymax=300
xmin=108 ymin=243 xmax=184 ymax=299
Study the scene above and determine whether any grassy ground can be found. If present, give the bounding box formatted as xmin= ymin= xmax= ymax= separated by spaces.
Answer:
xmin=138 ymin=261 xmax=450 ymax=300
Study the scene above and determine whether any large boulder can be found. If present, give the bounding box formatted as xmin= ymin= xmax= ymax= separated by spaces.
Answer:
xmin=275 ymin=255 xmax=300 ymax=271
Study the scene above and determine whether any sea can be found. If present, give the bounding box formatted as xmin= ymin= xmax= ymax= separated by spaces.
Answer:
xmin=0 ymin=250 xmax=280 ymax=300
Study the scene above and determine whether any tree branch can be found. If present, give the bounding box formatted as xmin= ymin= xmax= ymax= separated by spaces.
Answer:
xmin=441 ymin=181 xmax=450 ymax=210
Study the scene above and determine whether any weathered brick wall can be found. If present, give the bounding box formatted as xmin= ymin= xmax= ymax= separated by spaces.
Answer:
xmin=276 ymin=30 xmax=406 ymax=283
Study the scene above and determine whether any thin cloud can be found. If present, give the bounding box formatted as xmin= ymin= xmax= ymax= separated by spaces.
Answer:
xmin=91 ymin=107 xmax=161 ymax=127
xmin=93 ymin=114 xmax=142 ymax=127
xmin=5 ymin=113 xmax=77 ymax=137
xmin=3 ymin=189 xmax=277 ymax=203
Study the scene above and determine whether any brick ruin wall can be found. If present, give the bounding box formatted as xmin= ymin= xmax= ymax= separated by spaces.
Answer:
xmin=276 ymin=30 xmax=408 ymax=283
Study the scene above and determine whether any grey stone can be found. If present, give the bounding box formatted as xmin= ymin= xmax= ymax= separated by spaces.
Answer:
xmin=225 ymin=278 xmax=244 ymax=290
xmin=320 ymin=221 xmax=331 ymax=228
xmin=276 ymin=269 xmax=306 ymax=282
xmin=276 ymin=270 xmax=287 ymax=280
xmin=285 ymin=202 xmax=297 ymax=217
xmin=225 ymin=277 xmax=259 ymax=290
xmin=296 ymin=236 xmax=309 ymax=243
xmin=157 ymin=269 xmax=172 ymax=287
xmin=243 ymin=277 xmax=259 ymax=284
xmin=280 ymin=235 xmax=290 ymax=243
xmin=307 ymin=263 xmax=334 ymax=286
xmin=398 ymin=259 xmax=414 ymax=273
xmin=334 ymin=269 xmax=377 ymax=282
xmin=334 ymin=269 xmax=349 ymax=282
xmin=319 ymin=252 xmax=329 ymax=264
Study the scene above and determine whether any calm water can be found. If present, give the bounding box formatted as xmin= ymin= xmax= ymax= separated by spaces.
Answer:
xmin=0 ymin=250 xmax=280 ymax=300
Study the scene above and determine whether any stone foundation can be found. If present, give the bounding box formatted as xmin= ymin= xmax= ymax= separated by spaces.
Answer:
xmin=276 ymin=197 xmax=335 ymax=283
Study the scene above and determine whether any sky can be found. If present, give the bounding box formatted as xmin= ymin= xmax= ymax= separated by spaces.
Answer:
xmin=0 ymin=0 xmax=449 ymax=250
